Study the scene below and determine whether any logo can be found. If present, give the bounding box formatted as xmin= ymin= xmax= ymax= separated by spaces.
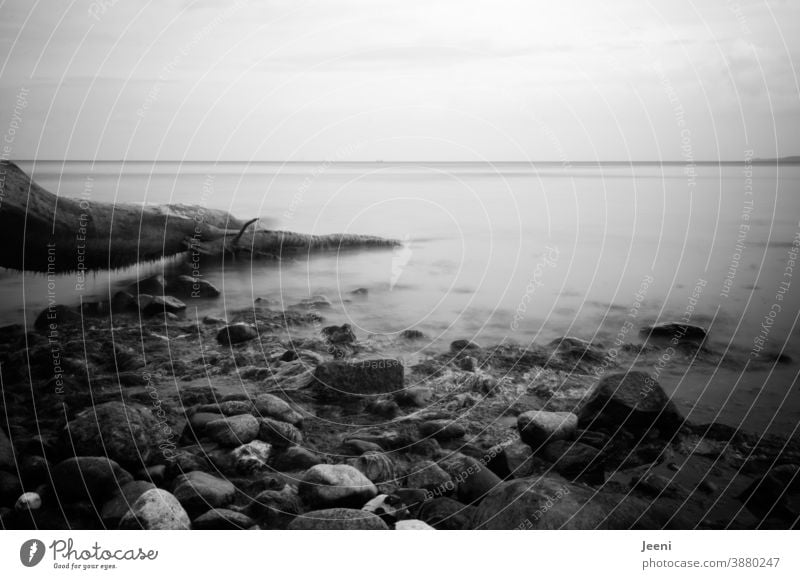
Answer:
xmin=20 ymin=539 xmax=46 ymax=567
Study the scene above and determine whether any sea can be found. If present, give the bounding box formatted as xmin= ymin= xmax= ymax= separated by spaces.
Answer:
xmin=2 ymin=160 xmax=799 ymax=435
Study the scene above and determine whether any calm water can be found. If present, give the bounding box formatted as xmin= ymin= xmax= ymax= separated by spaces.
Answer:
xmin=3 ymin=160 xmax=799 ymax=435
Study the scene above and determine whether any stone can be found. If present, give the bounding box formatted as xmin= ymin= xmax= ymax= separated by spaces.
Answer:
xmin=139 ymin=294 xmax=187 ymax=315
xmin=110 ymin=291 xmax=138 ymax=313
xmin=548 ymin=337 xmax=606 ymax=364
xmin=51 ymin=457 xmax=133 ymax=502
xmin=450 ymin=339 xmax=481 ymax=354
xmin=0 ymin=428 xmax=13 ymax=469
xmin=739 ymin=465 xmax=800 ymax=522
xmin=416 ymin=497 xmax=474 ymax=530
xmin=517 ymin=411 xmax=578 ymax=451
xmin=405 ymin=460 xmax=453 ymax=494
xmin=231 ymin=440 xmax=272 ymax=474
xmin=641 ymin=322 xmax=707 ymax=345
xmin=128 ymin=274 xmax=167 ymax=297
xmin=206 ymin=414 xmax=260 ymax=447
xmin=633 ymin=472 xmax=691 ymax=500
xmin=288 ymin=508 xmax=388 ymax=530
xmin=196 ymin=400 xmax=252 ymax=417
xmin=541 ymin=440 xmax=607 ymax=484
xmin=299 ymin=464 xmax=378 ymax=508
xmin=577 ymin=372 xmax=684 ymax=438
xmin=170 ymin=275 xmax=221 ymax=298
xmin=258 ymin=418 xmax=303 ymax=449
xmin=66 ymin=401 xmax=161 ymax=468
xmin=173 ymin=471 xmax=236 ymax=516
xmin=341 ymin=438 xmax=384 ymax=456
xmin=485 ymin=440 xmax=537 ymax=480
xmin=202 ymin=315 xmax=227 ymax=325
xmin=100 ymin=480 xmax=156 ymax=527
xmin=183 ymin=411 xmax=224 ymax=440
xmin=217 ymin=323 xmax=258 ymax=346
xmin=321 ymin=323 xmax=357 ymax=345
xmin=248 ymin=487 xmax=302 ymax=528
xmin=400 ymin=329 xmax=425 ymax=340
xmin=395 ymin=519 xmax=435 ymax=530
xmin=361 ymin=494 xmax=411 ymax=523
xmin=347 ymin=451 xmax=397 ymax=485
xmin=192 ymin=508 xmax=256 ymax=530
xmin=312 ymin=359 xmax=404 ymax=400
xmin=14 ymin=492 xmax=42 ymax=511
xmin=252 ymin=393 xmax=304 ymax=426
xmin=439 ymin=453 xmax=502 ymax=504
xmin=33 ymin=304 xmax=82 ymax=331
xmin=470 ymin=475 xmax=678 ymax=529
xmin=118 ymin=489 xmax=191 ymax=530
xmin=351 ymin=288 xmax=369 ymax=296
xmin=394 ymin=386 xmax=433 ymax=407
xmin=273 ymin=446 xmax=323 ymax=471
xmin=0 ymin=471 xmax=21 ymax=503
xmin=418 ymin=420 xmax=466 ymax=441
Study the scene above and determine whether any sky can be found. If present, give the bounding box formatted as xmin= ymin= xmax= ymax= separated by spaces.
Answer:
xmin=0 ymin=0 xmax=798 ymax=162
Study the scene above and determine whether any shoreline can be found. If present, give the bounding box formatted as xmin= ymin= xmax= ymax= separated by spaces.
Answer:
xmin=1 ymin=277 xmax=798 ymax=530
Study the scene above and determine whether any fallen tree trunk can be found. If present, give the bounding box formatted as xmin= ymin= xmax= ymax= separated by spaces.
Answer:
xmin=0 ymin=161 xmax=397 ymax=273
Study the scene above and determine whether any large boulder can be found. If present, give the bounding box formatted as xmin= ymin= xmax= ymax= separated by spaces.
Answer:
xmin=470 ymin=475 xmax=678 ymax=529
xmin=517 ymin=411 xmax=578 ymax=451
xmin=217 ymin=323 xmax=258 ymax=346
xmin=258 ymin=418 xmax=302 ymax=449
xmin=172 ymin=471 xmax=236 ymax=516
xmin=577 ymin=372 xmax=684 ymax=438
xmin=100 ymin=480 xmax=156 ymax=527
xmin=205 ymin=414 xmax=260 ymax=447
xmin=312 ymin=359 xmax=404 ymax=400
xmin=641 ymin=322 xmax=707 ymax=346
xmin=65 ymin=401 xmax=162 ymax=468
xmin=406 ymin=460 xmax=453 ymax=494
xmin=118 ymin=488 xmax=191 ymax=530
xmin=51 ymin=457 xmax=133 ymax=502
xmin=139 ymin=294 xmax=187 ymax=316
xmin=438 ymin=453 xmax=502 ymax=504
xmin=299 ymin=464 xmax=378 ymax=508
xmin=287 ymin=508 xmax=388 ymax=530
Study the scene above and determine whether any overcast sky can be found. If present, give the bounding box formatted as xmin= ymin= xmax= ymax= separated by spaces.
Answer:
xmin=1 ymin=0 xmax=798 ymax=161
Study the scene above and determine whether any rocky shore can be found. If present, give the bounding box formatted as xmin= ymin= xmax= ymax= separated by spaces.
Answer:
xmin=1 ymin=275 xmax=798 ymax=530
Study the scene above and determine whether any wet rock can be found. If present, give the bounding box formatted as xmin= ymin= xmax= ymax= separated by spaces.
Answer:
xmin=400 ymin=329 xmax=425 ymax=340
xmin=439 ymin=453 xmax=502 ymax=504
xmin=312 ymin=359 xmax=404 ymax=400
xmin=739 ymin=465 xmax=800 ymax=523
xmin=350 ymin=287 xmax=368 ymax=296
xmin=459 ymin=356 xmax=478 ymax=372
xmin=395 ymin=386 xmax=433 ymax=407
xmin=202 ymin=315 xmax=227 ymax=325
xmin=418 ymin=420 xmax=466 ymax=441
xmin=341 ymin=438 xmax=384 ymax=456
xmin=641 ymin=322 xmax=707 ymax=345
xmin=118 ymin=488 xmax=190 ymax=530
xmin=183 ymin=411 xmax=224 ymax=441
xmin=295 ymin=295 xmax=333 ymax=310
xmin=217 ymin=323 xmax=258 ymax=346
xmin=128 ymin=274 xmax=167 ymax=297
xmin=517 ymin=410 xmax=578 ymax=451
xmin=274 ymin=446 xmax=323 ymax=471
xmin=471 ymin=475 xmax=678 ymax=529
xmin=288 ymin=508 xmax=388 ymax=530
xmin=100 ymin=480 xmax=156 ymax=527
xmin=405 ymin=460 xmax=452 ymax=494
xmin=169 ymin=275 xmax=221 ymax=298
xmin=248 ymin=487 xmax=302 ymax=529
xmin=252 ymin=393 xmax=304 ymax=426
xmin=541 ymin=440 xmax=607 ymax=484
xmin=66 ymin=401 xmax=161 ymax=467
xmin=486 ymin=440 xmax=537 ymax=480
xmin=34 ymin=304 xmax=82 ymax=331
xmin=321 ymin=323 xmax=357 ymax=345
xmin=450 ymin=339 xmax=481 ymax=354
xmin=548 ymin=337 xmax=606 ymax=364
xmin=193 ymin=508 xmax=256 ymax=530
xmin=173 ymin=471 xmax=236 ymax=516
xmin=416 ymin=497 xmax=474 ymax=530
xmin=14 ymin=492 xmax=42 ymax=512
xmin=164 ymin=449 xmax=211 ymax=480
xmin=258 ymin=418 xmax=303 ymax=449
xmin=110 ymin=291 xmax=138 ymax=313
xmin=577 ymin=371 xmax=684 ymax=438
xmin=347 ymin=451 xmax=397 ymax=485
xmin=633 ymin=472 xmax=691 ymax=500
xmin=206 ymin=414 xmax=260 ymax=447
xmin=51 ymin=457 xmax=133 ymax=502
xmin=231 ymin=440 xmax=272 ymax=474
xmin=395 ymin=519 xmax=435 ymax=530
xmin=299 ymin=464 xmax=378 ymax=508
xmin=139 ymin=294 xmax=187 ymax=316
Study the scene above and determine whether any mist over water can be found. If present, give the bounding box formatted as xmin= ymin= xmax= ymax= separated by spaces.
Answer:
xmin=3 ymin=160 xmax=799 ymax=434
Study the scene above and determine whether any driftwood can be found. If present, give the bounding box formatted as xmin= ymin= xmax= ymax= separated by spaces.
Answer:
xmin=0 ymin=161 xmax=397 ymax=273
